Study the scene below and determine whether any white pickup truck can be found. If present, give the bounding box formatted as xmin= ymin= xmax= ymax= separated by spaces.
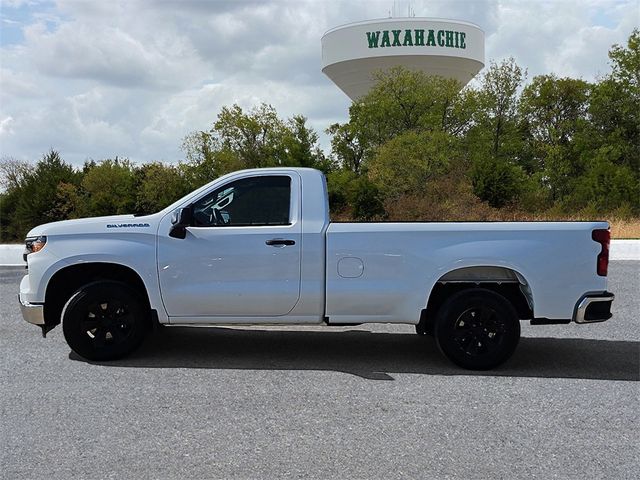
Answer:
xmin=19 ymin=167 xmax=614 ymax=369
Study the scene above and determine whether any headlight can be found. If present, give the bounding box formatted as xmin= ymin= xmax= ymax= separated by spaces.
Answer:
xmin=24 ymin=235 xmax=47 ymax=261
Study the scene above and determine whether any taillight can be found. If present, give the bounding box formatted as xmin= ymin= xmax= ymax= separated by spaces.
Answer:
xmin=592 ymin=229 xmax=610 ymax=277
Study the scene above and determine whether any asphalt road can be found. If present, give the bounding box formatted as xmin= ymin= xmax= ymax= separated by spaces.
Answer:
xmin=1 ymin=262 xmax=638 ymax=479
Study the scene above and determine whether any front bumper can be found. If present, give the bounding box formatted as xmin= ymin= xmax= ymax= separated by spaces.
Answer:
xmin=18 ymin=294 xmax=45 ymax=326
xmin=573 ymin=292 xmax=615 ymax=324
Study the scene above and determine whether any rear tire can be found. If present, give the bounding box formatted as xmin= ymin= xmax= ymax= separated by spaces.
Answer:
xmin=434 ymin=288 xmax=520 ymax=370
xmin=62 ymin=281 xmax=149 ymax=361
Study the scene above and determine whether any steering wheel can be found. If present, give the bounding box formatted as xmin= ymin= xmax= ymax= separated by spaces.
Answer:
xmin=193 ymin=208 xmax=210 ymax=226
xmin=212 ymin=208 xmax=225 ymax=225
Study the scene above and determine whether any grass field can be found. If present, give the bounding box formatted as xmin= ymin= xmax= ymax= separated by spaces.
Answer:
xmin=610 ymin=219 xmax=640 ymax=239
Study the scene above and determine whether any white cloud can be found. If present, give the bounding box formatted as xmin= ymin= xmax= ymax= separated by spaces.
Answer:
xmin=2 ymin=0 xmax=40 ymax=7
xmin=23 ymin=17 xmax=206 ymax=89
xmin=486 ymin=0 xmax=637 ymax=80
xmin=0 ymin=67 xmax=44 ymax=98
xmin=0 ymin=116 xmax=15 ymax=136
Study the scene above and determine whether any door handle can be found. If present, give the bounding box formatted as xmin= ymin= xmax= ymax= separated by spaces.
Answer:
xmin=265 ymin=239 xmax=295 ymax=247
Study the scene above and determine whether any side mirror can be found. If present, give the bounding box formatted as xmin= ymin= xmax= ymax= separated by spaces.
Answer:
xmin=169 ymin=207 xmax=192 ymax=239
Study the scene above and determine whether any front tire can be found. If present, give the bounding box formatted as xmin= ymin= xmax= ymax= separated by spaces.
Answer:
xmin=434 ymin=288 xmax=520 ymax=370
xmin=62 ymin=281 xmax=149 ymax=361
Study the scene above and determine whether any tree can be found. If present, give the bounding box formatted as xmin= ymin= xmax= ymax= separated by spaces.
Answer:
xmin=474 ymin=57 xmax=526 ymax=160
xmin=181 ymin=131 xmax=215 ymax=166
xmin=0 ymin=157 xmax=31 ymax=241
xmin=520 ymin=75 xmax=590 ymax=147
xmin=466 ymin=58 xmax=528 ymax=209
xmin=519 ymin=75 xmax=590 ymax=200
xmin=80 ymin=158 xmax=137 ymax=216
xmin=327 ymin=68 xmax=477 ymax=175
xmin=0 ymin=157 xmax=30 ymax=191
xmin=471 ymin=156 xmax=526 ymax=208
xmin=135 ymin=162 xmax=190 ymax=214
xmin=566 ymin=29 xmax=640 ymax=214
xmin=325 ymin=169 xmax=384 ymax=220
xmin=282 ymin=115 xmax=333 ymax=172
xmin=180 ymin=132 xmax=244 ymax=191
xmin=609 ymin=28 xmax=640 ymax=91
xmin=368 ymin=130 xmax=453 ymax=198
xmin=327 ymin=67 xmax=477 ymax=219
xmin=588 ymin=29 xmax=639 ymax=175
xmin=326 ymin=122 xmax=366 ymax=174
xmin=182 ymin=104 xmax=329 ymax=183
xmin=570 ymin=146 xmax=640 ymax=214
xmin=348 ymin=67 xmax=466 ymax=149
xmin=182 ymin=104 xmax=286 ymax=174
xmin=213 ymin=103 xmax=288 ymax=168
xmin=10 ymin=150 xmax=81 ymax=239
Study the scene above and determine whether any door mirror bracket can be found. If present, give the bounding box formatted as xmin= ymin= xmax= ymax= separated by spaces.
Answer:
xmin=169 ymin=207 xmax=193 ymax=239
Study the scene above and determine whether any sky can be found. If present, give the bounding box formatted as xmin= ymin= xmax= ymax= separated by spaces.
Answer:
xmin=0 ymin=0 xmax=638 ymax=167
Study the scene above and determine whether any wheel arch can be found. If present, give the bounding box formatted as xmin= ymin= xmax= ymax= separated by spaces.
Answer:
xmin=43 ymin=262 xmax=152 ymax=329
xmin=420 ymin=266 xmax=534 ymax=330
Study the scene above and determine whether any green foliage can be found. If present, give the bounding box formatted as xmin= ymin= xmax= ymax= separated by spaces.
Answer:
xmin=0 ymin=157 xmax=31 ymax=241
xmin=80 ymin=159 xmax=137 ymax=217
xmin=283 ymin=115 xmax=334 ymax=172
xmin=349 ymin=68 xmax=466 ymax=148
xmin=519 ymin=75 xmax=591 ymax=200
xmin=520 ymin=75 xmax=590 ymax=147
xmin=326 ymin=170 xmax=384 ymax=220
xmin=331 ymin=67 xmax=475 ymax=213
xmin=609 ymin=28 xmax=640 ymax=90
xmin=50 ymin=182 xmax=83 ymax=220
xmin=182 ymin=104 xmax=329 ymax=181
xmin=471 ymin=156 xmax=526 ymax=208
xmin=9 ymin=150 xmax=81 ymax=239
xmin=180 ymin=145 xmax=244 ymax=191
xmin=569 ymin=147 xmax=640 ymax=214
xmin=135 ymin=162 xmax=190 ymax=214
xmin=213 ymin=103 xmax=287 ymax=168
xmin=349 ymin=176 xmax=385 ymax=220
xmin=567 ymin=29 xmax=640 ymax=215
xmin=326 ymin=122 xmax=366 ymax=174
xmin=475 ymin=57 xmax=526 ymax=159
xmin=383 ymin=167 xmax=501 ymax=222
xmin=0 ymin=191 xmax=20 ymax=242
xmin=462 ymin=59 xmax=529 ymax=209
xmin=587 ymin=29 xmax=639 ymax=177
xmin=369 ymin=130 xmax=453 ymax=198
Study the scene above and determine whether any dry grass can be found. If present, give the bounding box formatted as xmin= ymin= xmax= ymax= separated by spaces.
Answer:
xmin=610 ymin=219 xmax=640 ymax=239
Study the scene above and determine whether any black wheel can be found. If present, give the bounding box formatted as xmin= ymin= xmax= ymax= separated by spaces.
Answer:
xmin=434 ymin=288 xmax=520 ymax=370
xmin=62 ymin=281 xmax=149 ymax=361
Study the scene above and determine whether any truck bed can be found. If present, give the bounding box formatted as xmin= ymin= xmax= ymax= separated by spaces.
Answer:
xmin=325 ymin=222 xmax=608 ymax=324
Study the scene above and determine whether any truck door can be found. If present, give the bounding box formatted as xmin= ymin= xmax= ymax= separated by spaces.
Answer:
xmin=157 ymin=173 xmax=302 ymax=318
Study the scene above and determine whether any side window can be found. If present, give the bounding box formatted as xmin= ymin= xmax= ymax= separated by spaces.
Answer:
xmin=192 ymin=176 xmax=292 ymax=227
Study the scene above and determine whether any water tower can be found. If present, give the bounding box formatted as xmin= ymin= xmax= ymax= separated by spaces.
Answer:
xmin=321 ymin=17 xmax=485 ymax=100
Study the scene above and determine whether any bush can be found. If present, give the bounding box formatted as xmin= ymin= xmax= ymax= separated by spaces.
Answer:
xmin=326 ymin=170 xmax=385 ymax=221
xmin=368 ymin=131 xmax=453 ymax=199
xmin=471 ymin=156 xmax=526 ymax=208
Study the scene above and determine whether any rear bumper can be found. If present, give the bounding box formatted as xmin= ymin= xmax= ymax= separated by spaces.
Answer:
xmin=18 ymin=294 xmax=45 ymax=325
xmin=573 ymin=292 xmax=614 ymax=324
